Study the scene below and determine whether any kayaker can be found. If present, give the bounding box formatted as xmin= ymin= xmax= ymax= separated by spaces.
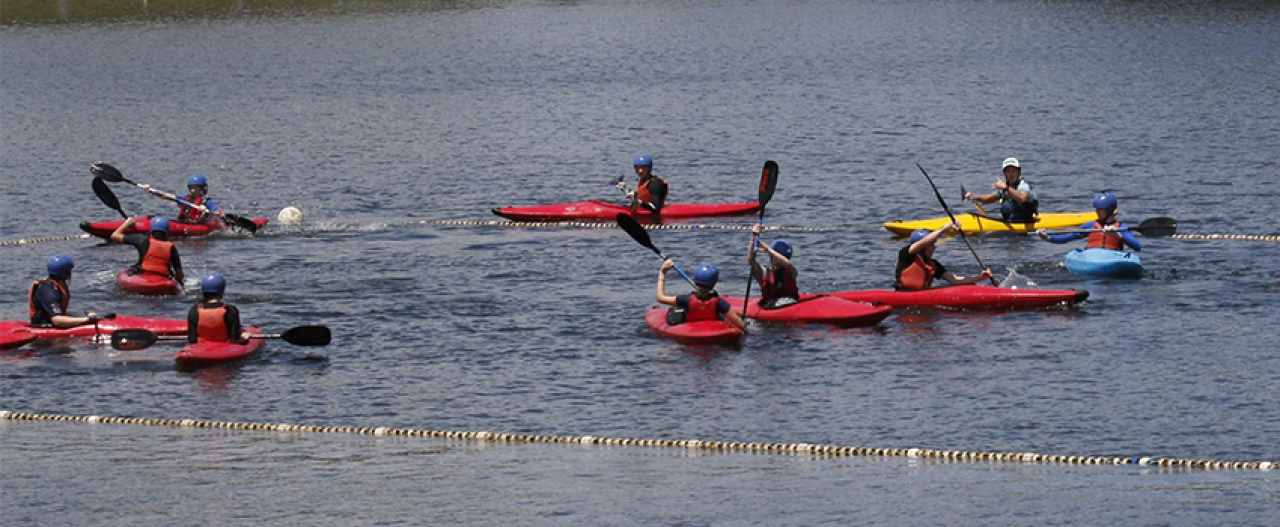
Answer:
xmin=139 ymin=174 xmax=222 ymax=225
xmin=618 ymin=154 xmax=668 ymax=215
xmin=188 ymin=272 xmax=250 ymax=344
xmin=894 ymin=223 xmax=994 ymax=290
xmin=110 ymin=216 xmax=184 ymax=282
xmin=656 ymin=259 xmax=746 ymax=330
xmin=964 ymin=157 xmax=1039 ymax=223
xmin=28 ymin=254 xmax=103 ymax=328
xmin=748 ymin=223 xmax=799 ymax=309
xmin=1036 ymin=191 xmax=1141 ymax=250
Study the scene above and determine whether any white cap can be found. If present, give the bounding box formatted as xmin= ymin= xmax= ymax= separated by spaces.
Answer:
xmin=1002 ymin=157 xmax=1020 ymax=169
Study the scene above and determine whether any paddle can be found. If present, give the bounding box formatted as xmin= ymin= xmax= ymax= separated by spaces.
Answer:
xmin=90 ymin=162 xmax=259 ymax=233
xmin=92 ymin=177 xmax=129 ymax=219
xmin=616 ymin=212 xmax=699 ymax=289
xmin=741 ymin=160 xmax=779 ymax=318
xmin=111 ymin=325 xmax=331 ymax=351
xmin=1038 ymin=217 xmax=1178 ymax=237
xmin=917 ymin=164 xmax=999 ymax=286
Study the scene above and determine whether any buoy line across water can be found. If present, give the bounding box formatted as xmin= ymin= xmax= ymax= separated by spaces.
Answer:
xmin=1 ymin=410 xmax=1274 ymax=472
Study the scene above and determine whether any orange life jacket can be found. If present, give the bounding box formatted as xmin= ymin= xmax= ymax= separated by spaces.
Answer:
xmin=1086 ymin=221 xmax=1125 ymax=250
xmin=685 ymin=294 xmax=721 ymax=322
xmin=28 ymin=279 xmax=70 ymax=320
xmin=196 ymin=303 xmax=231 ymax=343
xmin=897 ymin=254 xmax=939 ymax=290
xmin=635 ymin=176 xmax=667 ymax=209
xmin=760 ymin=268 xmax=799 ymax=304
xmin=179 ymin=196 xmax=209 ymax=223
xmin=139 ymin=238 xmax=175 ymax=276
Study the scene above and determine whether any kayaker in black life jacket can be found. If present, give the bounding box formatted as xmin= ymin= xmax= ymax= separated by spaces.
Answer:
xmin=110 ymin=215 xmax=184 ymax=282
xmin=188 ymin=272 xmax=250 ymax=344
xmin=655 ymin=259 xmax=746 ymax=330
xmin=748 ymin=223 xmax=799 ymax=309
xmin=619 ymin=154 xmax=668 ymax=215
xmin=28 ymin=254 xmax=102 ymax=328
xmin=964 ymin=157 xmax=1039 ymax=223
xmin=1036 ymin=191 xmax=1142 ymax=250
xmin=894 ymin=222 xmax=994 ymax=290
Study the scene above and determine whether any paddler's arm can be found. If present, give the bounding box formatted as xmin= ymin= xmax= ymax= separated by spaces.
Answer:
xmin=940 ymin=268 xmax=994 ymax=285
xmin=109 ymin=217 xmax=137 ymax=243
xmin=170 ymin=248 xmax=184 ymax=282
xmin=721 ymin=301 xmax=747 ymax=331
xmin=656 ymin=259 xmax=678 ymax=306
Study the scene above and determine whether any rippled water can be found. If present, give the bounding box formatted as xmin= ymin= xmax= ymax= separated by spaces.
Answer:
xmin=3 ymin=0 xmax=1279 ymax=524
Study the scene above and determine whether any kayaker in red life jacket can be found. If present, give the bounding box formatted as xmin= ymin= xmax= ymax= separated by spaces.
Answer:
xmin=110 ymin=216 xmax=184 ymax=282
xmin=748 ymin=223 xmax=799 ymax=309
xmin=655 ymin=259 xmax=746 ymax=330
xmin=28 ymin=254 xmax=102 ymax=328
xmin=188 ymin=272 xmax=250 ymax=344
xmin=139 ymin=174 xmax=222 ymax=225
xmin=618 ymin=154 xmax=668 ymax=215
xmin=894 ymin=222 xmax=994 ymax=290
xmin=1036 ymin=191 xmax=1142 ymax=251
xmin=963 ymin=157 xmax=1039 ymax=223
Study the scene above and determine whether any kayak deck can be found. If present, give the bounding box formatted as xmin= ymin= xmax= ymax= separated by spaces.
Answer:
xmin=1064 ymin=248 xmax=1144 ymax=279
xmin=493 ymin=200 xmax=760 ymax=222
xmin=175 ymin=327 xmax=265 ymax=367
xmin=0 ymin=315 xmax=189 ymax=342
xmin=80 ymin=216 xmax=269 ymax=239
xmin=722 ymin=295 xmax=893 ymax=326
xmin=827 ymin=285 xmax=1088 ymax=311
xmin=645 ymin=307 xmax=743 ymax=345
xmin=884 ymin=211 xmax=1098 ymax=236
xmin=116 ymin=269 xmax=183 ymax=296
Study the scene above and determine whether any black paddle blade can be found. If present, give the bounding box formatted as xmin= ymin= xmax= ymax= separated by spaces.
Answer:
xmin=92 ymin=177 xmax=128 ymax=218
xmin=111 ymin=329 xmax=158 ymax=351
xmin=616 ymin=213 xmax=659 ymax=254
xmin=224 ymin=213 xmax=259 ymax=233
xmin=758 ymin=160 xmax=779 ymax=209
xmin=280 ymin=325 xmax=331 ymax=346
xmin=1135 ymin=217 xmax=1177 ymax=237
xmin=90 ymin=162 xmax=127 ymax=183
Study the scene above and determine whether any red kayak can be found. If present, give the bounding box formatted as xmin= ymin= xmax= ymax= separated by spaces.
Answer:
xmin=116 ymin=269 xmax=182 ymax=296
xmin=492 ymin=200 xmax=760 ymax=222
xmin=1 ymin=332 xmax=38 ymax=351
xmin=723 ymin=295 xmax=893 ymax=326
xmin=827 ymin=285 xmax=1089 ymax=311
xmin=80 ymin=216 xmax=270 ymax=239
xmin=175 ymin=327 xmax=264 ymax=367
xmin=0 ymin=315 xmax=188 ymax=342
xmin=645 ymin=307 xmax=743 ymax=345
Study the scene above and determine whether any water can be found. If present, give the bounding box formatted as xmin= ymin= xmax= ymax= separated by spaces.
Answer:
xmin=3 ymin=0 xmax=1279 ymax=524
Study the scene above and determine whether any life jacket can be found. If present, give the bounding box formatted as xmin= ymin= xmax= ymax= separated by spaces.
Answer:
xmin=999 ymin=179 xmax=1038 ymax=222
xmin=179 ymin=196 xmax=209 ymax=223
xmin=685 ymin=293 xmax=721 ymax=322
xmin=896 ymin=253 xmax=939 ymax=290
xmin=1086 ymin=220 xmax=1125 ymax=250
xmin=28 ymin=279 xmax=70 ymax=322
xmin=139 ymin=237 xmax=175 ymax=276
xmin=635 ymin=176 xmax=668 ymax=209
xmin=196 ymin=302 xmax=231 ymax=343
xmin=760 ymin=267 xmax=799 ymax=305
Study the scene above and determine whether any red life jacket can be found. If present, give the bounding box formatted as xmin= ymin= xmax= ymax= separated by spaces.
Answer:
xmin=139 ymin=238 xmax=175 ymax=276
xmin=685 ymin=294 xmax=721 ymax=322
xmin=760 ymin=268 xmax=799 ymax=304
xmin=196 ymin=303 xmax=231 ymax=343
xmin=897 ymin=254 xmax=939 ymax=290
xmin=635 ymin=176 xmax=667 ymax=209
xmin=28 ymin=279 xmax=70 ymax=320
xmin=1086 ymin=220 xmax=1125 ymax=250
xmin=179 ymin=196 xmax=208 ymax=223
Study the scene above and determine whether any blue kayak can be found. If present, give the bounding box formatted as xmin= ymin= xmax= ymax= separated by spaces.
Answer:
xmin=1064 ymin=248 xmax=1143 ymax=279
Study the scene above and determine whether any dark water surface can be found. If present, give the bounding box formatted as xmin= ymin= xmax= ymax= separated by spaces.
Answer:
xmin=3 ymin=0 xmax=1279 ymax=524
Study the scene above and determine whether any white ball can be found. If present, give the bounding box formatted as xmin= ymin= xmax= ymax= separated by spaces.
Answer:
xmin=277 ymin=206 xmax=303 ymax=225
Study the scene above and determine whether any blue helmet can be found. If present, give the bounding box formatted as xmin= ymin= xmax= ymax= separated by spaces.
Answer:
xmin=693 ymin=263 xmax=719 ymax=287
xmin=1092 ymin=191 xmax=1118 ymax=213
xmin=770 ymin=239 xmax=793 ymax=259
xmin=150 ymin=215 xmax=171 ymax=233
xmin=909 ymin=229 xmax=931 ymax=244
xmin=201 ymin=272 xmax=227 ymax=295
xmin=47 ymin=254 xmax=74 ymax=279
xmin=187 ymin=174 xmax=208 ymax=187
xmin=633 ymin=154 xmax=652 ymax=167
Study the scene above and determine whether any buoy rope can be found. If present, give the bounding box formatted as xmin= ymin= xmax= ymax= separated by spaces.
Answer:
xmin=1169 ymin=233 xmax=1280 ymax=242
xmin=0 ymin=234 xmax=92 ymax=246
xmin=1 ymin=410 xmax=1272 ymax=471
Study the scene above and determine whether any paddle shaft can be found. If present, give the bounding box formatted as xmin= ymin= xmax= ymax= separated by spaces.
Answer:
xmin=742 ymin=160 xmax=779 ymax=318
xmin=616 ymin=213 xmax=699 ymax=288
xmin=1035 ymin=217 xmax=1177 ymax=237
xmin=918 ymin=164 xmax=998 ymax=286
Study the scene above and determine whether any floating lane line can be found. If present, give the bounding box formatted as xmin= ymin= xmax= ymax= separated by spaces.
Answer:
xmin=0 ymin=234 xmax=92 ymax=246
xmin=1 ymin=410 xmax=1273 ymax=471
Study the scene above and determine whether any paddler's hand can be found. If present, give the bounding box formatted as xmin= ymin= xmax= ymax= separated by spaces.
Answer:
xmin=963 ymin=191 xmax=973 ymax=201
xmin=751 ymin=223 xmax=763 ymax=236
xmin=625 ymin=190 xmax=635 ymax=200
xmin=1036 ymin=228 xmax=1049 ymax=240
xmin=993 ymin=179 xmax=1008 ymax=191
xmin=978 ymin=268 xmax=994 ymax=281
xmin=1103 ymin=224 xmax=1118 ymax=232
xmin=942 ymin=220 xmax=961 ymax=233
xmin=661 ymin=259 xmax=674 ymax=273
xmin=615 ymin=181 xmax=627 ymax=191
xmin=85 ymin=312 xmax=101 ymax=322
xmin=123 ymin=217 xmax=136 ymax=228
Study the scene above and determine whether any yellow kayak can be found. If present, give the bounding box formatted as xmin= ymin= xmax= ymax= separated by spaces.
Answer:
xmin=884 ymin=211 xmax=1099 ymax=236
